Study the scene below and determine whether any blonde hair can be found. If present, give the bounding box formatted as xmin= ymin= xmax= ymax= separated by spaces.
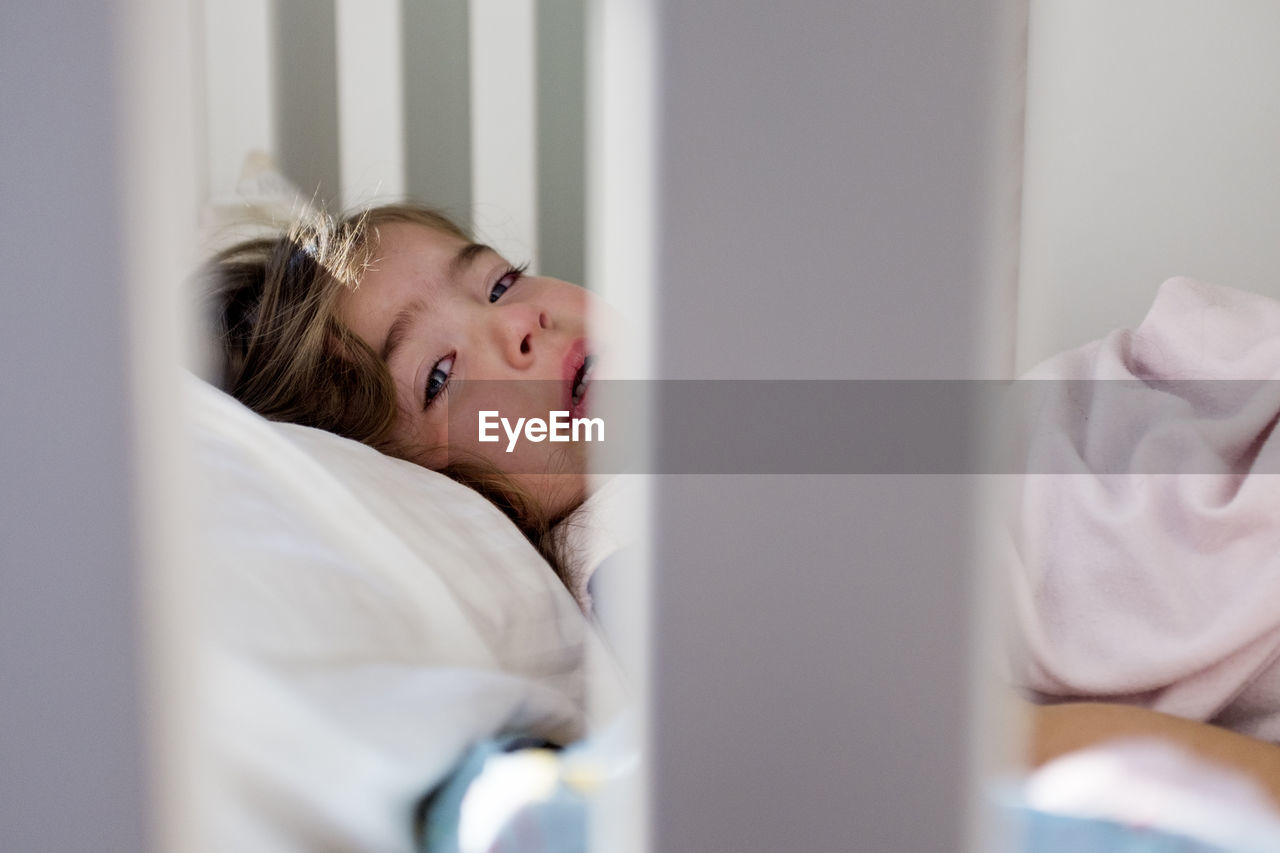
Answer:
xmin=201 ymin=204 xmax=574 ymax=574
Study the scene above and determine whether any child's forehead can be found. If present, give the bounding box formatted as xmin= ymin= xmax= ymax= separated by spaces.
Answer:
xmin=354 ymin=225 xmax=498 ymax=313
xmin=370 ymin=220 xmax=468 ymax=257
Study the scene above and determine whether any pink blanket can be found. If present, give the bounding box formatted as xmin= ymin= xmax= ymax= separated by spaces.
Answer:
xmin=1008 ymin=277 xmax=1280 ymax=742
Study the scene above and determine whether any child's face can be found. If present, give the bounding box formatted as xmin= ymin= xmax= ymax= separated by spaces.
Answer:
xmin=338 ymin=221 xmax=607 ymax=516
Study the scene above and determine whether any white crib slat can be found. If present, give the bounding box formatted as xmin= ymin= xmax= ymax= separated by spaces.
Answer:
xmin=335 ymin=0 xmax=407 ymax=207
xmin=469 ymin=0 xmax=539 ymax=270
xmin=201 ymin=0 xmax=276 ymax=204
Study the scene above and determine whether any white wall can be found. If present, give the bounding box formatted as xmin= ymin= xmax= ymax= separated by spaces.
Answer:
xmin=1017 ymin=0 xmax=1280 ymax=371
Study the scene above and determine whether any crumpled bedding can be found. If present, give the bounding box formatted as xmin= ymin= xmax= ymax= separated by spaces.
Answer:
xmin=187 ymin=376 xmax=624 ymax=851
xmin=1006 ymin=277 xmax=1280 ymax=741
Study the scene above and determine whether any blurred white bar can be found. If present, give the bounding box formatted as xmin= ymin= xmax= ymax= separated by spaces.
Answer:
xmin=469 ymin=0 xmax=539 ymax=269
xmin=645 ymin=1 xmax=1009 ymax=849
xmin=200 ymin=0 xmax=275 ymax=204
xmin=335 ymin=0 xmax=406 ymax=207
xmin=3 ymin=2 xmax=147 ymax=850
xmin=121 ymin=0 xmax=205 ymax=850
xmin=587 ymin=0 xmax=655 ymax=378
xmin=586 ymin=0 xmax=656 ymax=849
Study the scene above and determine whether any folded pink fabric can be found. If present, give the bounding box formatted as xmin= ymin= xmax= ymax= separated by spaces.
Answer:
xmin=1008 ymin=277 xmax=1280 ymax=741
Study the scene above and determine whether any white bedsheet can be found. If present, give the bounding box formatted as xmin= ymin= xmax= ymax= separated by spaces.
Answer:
xmin=187 ymin=376 xmax=619 ymax=850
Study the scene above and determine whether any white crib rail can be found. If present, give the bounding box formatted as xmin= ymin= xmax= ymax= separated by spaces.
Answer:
xmin=200 ymin=0 xmax=276 ymax=206
xmin=335 ymin=0 xmax=406 ymax=206
xmin=469 ymin=0 xmax=540 ymax=269
xmin=198 ymin=0 xmax=542 ymax=272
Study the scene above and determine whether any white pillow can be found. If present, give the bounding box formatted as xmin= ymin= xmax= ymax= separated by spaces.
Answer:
xmin=186 ymin=374 xmax=605 ymax=851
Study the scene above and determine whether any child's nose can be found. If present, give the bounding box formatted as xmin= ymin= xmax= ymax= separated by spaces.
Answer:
xmin=493 ymin=302 xmax=549 ymax=368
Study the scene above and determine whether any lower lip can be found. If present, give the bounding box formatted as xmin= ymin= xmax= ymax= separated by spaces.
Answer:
xmin=571 ymin=377 xmax=590 ymax=420
xmin=563 ymin=339 xmax=590 ymax=418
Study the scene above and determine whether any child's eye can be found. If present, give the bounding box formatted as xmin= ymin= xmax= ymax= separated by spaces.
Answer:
xmin=488 ymin=263 xmax=529 ymax=303
xmin=424 ymin=355 xmax=454 ymax=409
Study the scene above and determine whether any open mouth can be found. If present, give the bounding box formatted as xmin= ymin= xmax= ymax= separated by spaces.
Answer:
xmin=571 ymin=354 xmax=596 ymax=407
